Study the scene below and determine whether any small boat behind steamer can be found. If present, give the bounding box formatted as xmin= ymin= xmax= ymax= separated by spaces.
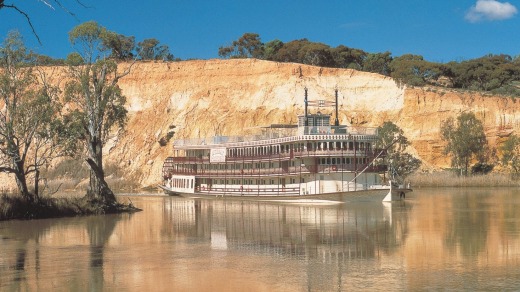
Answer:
xmin=160 ymin=89 xmax=412 ymax=202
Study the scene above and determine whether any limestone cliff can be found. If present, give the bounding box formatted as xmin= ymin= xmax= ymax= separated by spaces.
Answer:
xmin=1 ymin=58 xmax=512 ymax=191
xmin=101 ymin=58 xmax=518 ymax=188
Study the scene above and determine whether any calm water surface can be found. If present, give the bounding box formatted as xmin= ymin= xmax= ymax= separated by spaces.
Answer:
xmin=2 ymin=188 xmax=520 ymax=291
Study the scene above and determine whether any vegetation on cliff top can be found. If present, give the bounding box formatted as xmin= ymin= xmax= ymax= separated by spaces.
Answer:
xmin=218 ymin=33 xmax=520 ymax=97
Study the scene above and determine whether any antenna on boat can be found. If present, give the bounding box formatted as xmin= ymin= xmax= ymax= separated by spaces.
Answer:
xmin=334 ymin=88 xmax=339 ymax=126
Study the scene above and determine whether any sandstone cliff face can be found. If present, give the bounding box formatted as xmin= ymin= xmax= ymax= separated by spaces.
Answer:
xmin=105 ymin=58 xmax=520 ymax=187
xmin=6 ymin=58 xmax=512 ymax=190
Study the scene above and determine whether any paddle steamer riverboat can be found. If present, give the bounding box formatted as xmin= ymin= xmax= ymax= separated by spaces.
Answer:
xmin=160 ymin=89 xmax=411 ymax=202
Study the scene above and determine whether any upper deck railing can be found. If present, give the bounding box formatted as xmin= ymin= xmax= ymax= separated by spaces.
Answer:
xmin=173 ymin=125 xmax=378 ymax=148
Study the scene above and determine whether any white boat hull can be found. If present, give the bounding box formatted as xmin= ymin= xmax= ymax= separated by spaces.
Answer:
xmin=158 ymin=185 xmax=412 ymax=203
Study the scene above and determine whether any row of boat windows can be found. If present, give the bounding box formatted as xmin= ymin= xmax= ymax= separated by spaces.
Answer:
xmin=182 ymin=141 xmax=372 ymax=158
xmin=319 ymin=157 xmax=369 ymax=165
xmin=166 ymin=157 xmax=369 ymax=171
xmin=200 ymin=162 xmax=284 ymax=170
xmin=200 ymin=178 xmax=299 ymax=185
xmin=226 ymin=141 xmax=371 ymax=156
xmin=168 ymin=178 xmax=194 ymax=189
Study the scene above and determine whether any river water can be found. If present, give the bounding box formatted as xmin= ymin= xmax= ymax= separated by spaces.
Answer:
xmin=1 ymin=188 xmax=520 ymax=291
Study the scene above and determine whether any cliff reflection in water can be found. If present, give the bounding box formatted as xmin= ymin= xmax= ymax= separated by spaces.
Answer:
xmin=162 ymin=199 xmax=410 ymax=262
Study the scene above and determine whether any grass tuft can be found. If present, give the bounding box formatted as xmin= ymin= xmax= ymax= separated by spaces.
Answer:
xmin=408 ymin=171 xmax=520 ymax=188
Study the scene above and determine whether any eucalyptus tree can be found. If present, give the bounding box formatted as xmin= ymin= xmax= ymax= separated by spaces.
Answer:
xmin=137 ymin=38 xmax=174 ymax=61
xmin=102 ymin=33 xmax=135 ymax=60
xmin=65 ymin=21 xmax=132 ymax=205
xmin=441 ymin=112 xmax=487 ymax=176
xmin=218 ymin=33 xmax=264 ymax=59
xmin=375 ymin=121 xmax=421 ymax=182
xmin=363 ymin=52 xmax=392 ymax=76
xmin=0 ymin=31 xmax=63 ymax=201
xmin=501 ymin=134 xmax=520 ymax=176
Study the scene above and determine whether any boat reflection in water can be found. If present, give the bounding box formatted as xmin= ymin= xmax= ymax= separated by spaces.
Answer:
xmin=162 ymin=198 xmax=411 ymax=290
xmin=0 ymin=196 xmax=411 ymax=291
xmin=163 ymin=198 xmax=411 ymax=284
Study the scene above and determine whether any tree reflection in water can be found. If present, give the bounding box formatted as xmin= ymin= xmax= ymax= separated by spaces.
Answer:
xmin=0 ymin=213 xmax=122 ymax=291
xmin=86 ymin=214 xmax=120 ymax=291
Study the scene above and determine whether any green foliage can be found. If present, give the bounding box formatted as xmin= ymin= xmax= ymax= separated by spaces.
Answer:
xmin=66 ymin=52 xmax=83 ymax=66
xmin=389 ymin=152 xmax=422 ymax=182
xmin=447 ymin=55 xmax=518 ymax=91
xmin=501 ymin=134 xmax=520 ymax=175
xmin=31 ymin=53 xmax=65 ymax=66
xmin=263 ymin=39 xmax=284 ymax=60
xmin=64 ymin=59 xmax=128 ymax=143
xmin=102 ymin=32 xmax=135 ymax=60
xmin=390 ymin=54 xmax=442 ymax=86
xmin=217 ymin=32 xmax=520 ymax=96
xmin=298 ymin=42 xmax=335 ymax=67
xmin=137 ymin=38 xmax=174 ymax=61
xmin=376 ymin=121 xmax=421 ymax=182
xmin=376 ymin=121 xmax=408 ymax=153
xmin=470 ymin=162 xmax=494 ymax=175
xmin=69 ymin=21 xmax=108 ymax=63
xmin=331 ymin=45 xmax=366 ymax=70
xmin=441 ymin=112 xmax=487 ymax=175
xmin=218 ymin=33 xmax=264 ymax=59
xmin=0 ymin=30 xmax=64 ymax=200
xmin=66 ymin=22 xmax=132 ymax=202
xmin=363 ymin=52 xmax=392 ymax=76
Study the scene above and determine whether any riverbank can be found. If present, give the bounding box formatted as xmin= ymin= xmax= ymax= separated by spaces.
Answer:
xmin=0 ymin=194 xmax=141 ymax=221
xmin=408 ymin=172 xmax=520 ymax=188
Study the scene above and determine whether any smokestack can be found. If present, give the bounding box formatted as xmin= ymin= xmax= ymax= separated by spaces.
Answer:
xmin=334 ymin=89 xmax=339 ymax=126
xmin=304 ymin=88 xmax=308 ymax=126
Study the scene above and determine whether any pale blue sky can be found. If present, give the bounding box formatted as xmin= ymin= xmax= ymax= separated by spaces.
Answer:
xmin=1 ymin=0 xmax=519 ymax=62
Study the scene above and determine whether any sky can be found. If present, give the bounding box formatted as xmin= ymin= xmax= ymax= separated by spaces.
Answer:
xmin=0 ymin=0 xmax=519 ymax=63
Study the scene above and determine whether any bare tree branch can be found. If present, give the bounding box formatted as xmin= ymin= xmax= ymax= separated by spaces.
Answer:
xmin=2 ymin=4 xmax=42 ymax=45
xmin=1 ymin=0 xmax=93 ymax=45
